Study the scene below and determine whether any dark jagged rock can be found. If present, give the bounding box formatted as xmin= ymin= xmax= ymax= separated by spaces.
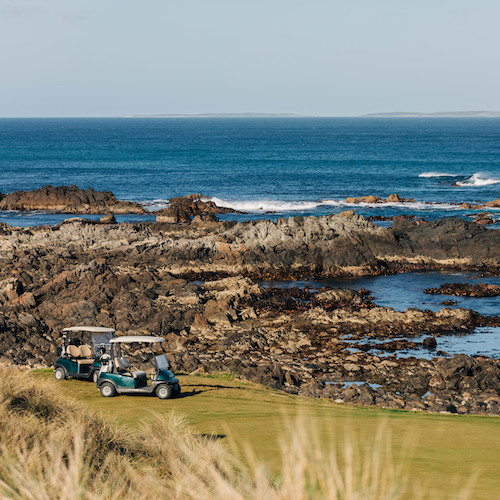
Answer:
xmin=100 ymin=214 xmax=117 ymax=224
xmin=422 ymin=337 xmax=437 ymax=348
xmin=392 ymin=217 xmax=500 ymax=267
xmin=441 ymin=299 xmax=458 ymax=306
xmin=425 ymin=283 xmax=500 ymax=297
xmin=0 ymin=185 xmax=147 ymax=214
xmin=0 ymin=213 xmax=498 ymax=278
xmin=192 ymin=214 xmax=219 ymax=223
xmin=368 ymin=215 xmax=416 ymax=222
xmin=156 ymin=194 xmax=236 ymax=223
xmin=250 ymin=287 xmax=373 ymax=314
xmin=474 ymin=216 xmax=494 ymax=225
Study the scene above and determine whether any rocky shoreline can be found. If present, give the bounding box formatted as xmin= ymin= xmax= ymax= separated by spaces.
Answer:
xmin=0 ymin=185 xmax=147 ymax=214
xmin=1 ymin=205 xmax=499 ymax=415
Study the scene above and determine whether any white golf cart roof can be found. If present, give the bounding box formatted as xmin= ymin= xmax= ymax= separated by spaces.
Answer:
xmin=110 ymin=336 xmax=166 ymax=344
xmin=63 ymin=326 xmax=116 ymax=334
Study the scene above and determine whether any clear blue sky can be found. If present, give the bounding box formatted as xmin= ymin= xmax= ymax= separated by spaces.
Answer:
xmin=1 ymin=0 xmax=499 ymax=117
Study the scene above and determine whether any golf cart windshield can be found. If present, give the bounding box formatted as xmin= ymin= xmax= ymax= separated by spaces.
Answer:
xmin=155 ymin=354 xmax=170 ymax=370
xmin=91 ymin=332 xmax=114 ymax=356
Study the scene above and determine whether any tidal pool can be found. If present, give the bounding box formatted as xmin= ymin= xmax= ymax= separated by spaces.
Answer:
xmin=261 ymin=271 xmax=500 ymax=316
xmin=261 ymin=271 xmax=500 ymax=358
xmin=344 ymin=327 xmax=500 ymax=360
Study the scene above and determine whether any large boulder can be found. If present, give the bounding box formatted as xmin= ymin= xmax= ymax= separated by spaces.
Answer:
xmin=155 ymin=194 xmax=236 ymax=223
xmin=356 ymin=195 xmax=381 ymax=203
xmin=345 ymin=195 xmax=382 ymax=204
xmin=484 ymin=199 xmax=500 ymax=208
xmin=386 ymin=193 xmax=401 ymax=202
xmin=0 ymin=185 xmax=147 ymax=214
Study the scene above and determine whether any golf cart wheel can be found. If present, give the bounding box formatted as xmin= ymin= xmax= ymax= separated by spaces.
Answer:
xmin=174 ymin=384 xmax=181 ymax=396
xmin=100 ymin=382 xmax=116 ymax=398
xmin=54 ymin=367 xmax=66 ymax=381
xmin=156 ymin=384 xmax=174 ymax=400
xmin=92 ymin=370 xmax=99 ymax=384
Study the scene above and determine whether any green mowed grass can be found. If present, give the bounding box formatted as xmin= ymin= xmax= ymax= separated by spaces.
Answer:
xmin=34 ymin=371 xmax=500 ymax=498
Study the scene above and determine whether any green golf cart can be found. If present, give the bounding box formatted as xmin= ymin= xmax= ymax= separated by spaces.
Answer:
xmin=96 ymin=336 xmax=180 ymax=399
xmin=53 ymin=326 xmax=115 ymax=383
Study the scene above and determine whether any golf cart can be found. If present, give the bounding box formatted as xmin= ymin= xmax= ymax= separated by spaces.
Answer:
xmin=54 ymin=326 xmax=115 ymax=383
xmin=96 ymin=336 xmax=180 ymax=399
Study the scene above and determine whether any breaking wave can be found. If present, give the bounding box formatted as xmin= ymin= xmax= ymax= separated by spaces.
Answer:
xmin=210 ymin=197 xmax=459 ymax=213
xmin=454 ymin=173 xmax=500 ymax=187
xmin=210 ymin=197 xmax=321 ymax=212
xmin=141 ymin=199 xmax=170 ymax=210
xmin=418 ymin=172 xmax=460 ymax=178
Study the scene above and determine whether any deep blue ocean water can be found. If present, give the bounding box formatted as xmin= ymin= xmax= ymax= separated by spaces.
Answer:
xmin=0 ymin=117 xmax=499 ymax=226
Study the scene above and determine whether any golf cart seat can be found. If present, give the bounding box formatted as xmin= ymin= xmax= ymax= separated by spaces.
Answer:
xmin=67 ymin=344 xmax=94 ymax=365
xmin=114 ymin=356 xmax=130 ymax=372
xmin=77 ymin=345 xmax=95 ymax=365
xmin=79 ymin=345 xmax=93 ymax=358
xmin=113 ymin=356 xmax=146 ymax=385
xmin=119 ymin=356 xmax=130 ymax=368
xmin=113 ymin=356 xmax=139 ymax=373
xmin=67 ymin=345 xmax=80 ymax=358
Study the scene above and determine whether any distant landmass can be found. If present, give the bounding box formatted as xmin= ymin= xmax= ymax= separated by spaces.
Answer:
xmin=124 ymin=113 xmax=303 ymax=118
xmin=360 ymin=111 xmax=500 ymax=118
xmin=124 ymin=111 xmax=500 ymax=119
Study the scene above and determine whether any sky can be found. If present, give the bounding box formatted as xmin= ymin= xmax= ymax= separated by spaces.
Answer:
xmin=1 ymin=0 xmax=500 ymax=117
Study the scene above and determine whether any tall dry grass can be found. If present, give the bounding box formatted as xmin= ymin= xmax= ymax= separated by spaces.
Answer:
xmin=0 ymin=365 xmax=469 ymax=499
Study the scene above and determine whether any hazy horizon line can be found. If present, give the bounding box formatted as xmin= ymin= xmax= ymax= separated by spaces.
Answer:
xmin=2 ymin=110 xmax=500 ymax=119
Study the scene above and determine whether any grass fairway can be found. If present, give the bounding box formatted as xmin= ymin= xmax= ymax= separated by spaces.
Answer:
xmin=34 ymin=371 xmax=499 ymax=498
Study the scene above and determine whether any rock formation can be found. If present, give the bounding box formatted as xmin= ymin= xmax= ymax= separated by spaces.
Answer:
xmin=155 ymin=194 xmax=236 ymax=223
xmin=484 ymin=199 xmax=500 ymax=208
xmin=391 ymin=217 xmax=500 ymax=267
xmin=344 ymin=193 xmax=415 ymax=204
xmin=0 ymin=185 xmax=147 ymax=214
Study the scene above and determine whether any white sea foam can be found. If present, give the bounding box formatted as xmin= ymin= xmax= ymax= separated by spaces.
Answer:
xmin=418 ymin=172 xmax=459 ymax=178
xmin=141 ymin=199 xmax=170 ymax=210
xmin=210 ymin=197 xmax=322 ymax=212
xmin=210 ymin=197 xmax=460 ymax=213
xmin=455 ymin=172 xmax=500 ymax=187
xmin=331 ymin=200 xmax=459 ymax=210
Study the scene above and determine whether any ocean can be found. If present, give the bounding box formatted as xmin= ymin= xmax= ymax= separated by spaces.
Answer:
xmin=0 ymin=117 xmax=499 ymax=227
